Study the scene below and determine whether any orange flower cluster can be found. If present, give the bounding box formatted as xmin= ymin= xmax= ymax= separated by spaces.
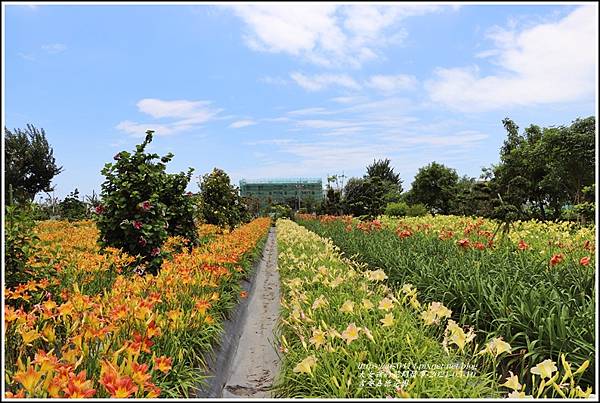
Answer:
xmin=5 ymin=218 xmax=271 ymax=398
xmin=356 ymin=219 xmax=382 ymax=233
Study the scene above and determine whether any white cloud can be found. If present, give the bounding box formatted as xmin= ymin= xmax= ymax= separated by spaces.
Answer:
xmin=41 ymin=43 xmax=67 ymax=54
xmin=229 ymin=119 xmax=257 ymax=129
xmin=259 ymin=75 xmax=289 ymax=85
xmin=330 ymin=95 xmax=367 ymax=104
xmin=426 ymin=5 xmax=598 ymax=111
xmin=290 ymin=72 xmax=361 ymax=91
xmin=296 ymin=119 xmax=354 ymax=129
xmin=229 ymin=4 xmax=449 ymax=68
xmin=18 ymin=52 xmax=36 ymax=61
xmin=116 ymin=98 xmax=220 ymax=137
xmin=287 ymin=107 xmax=332 ymax=116
xmin=366 ymin=74 xmax=417 ymax=94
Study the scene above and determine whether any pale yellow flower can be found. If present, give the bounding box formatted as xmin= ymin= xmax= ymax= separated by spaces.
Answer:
xmin=500 ymin=371 xmax=522 ymax=391
xmin=445 ymin=320 xmax=475 ymax=351
xmin=309 ymin=328 xmax=327 ymax=349
xmin=362 ymin=299 xmax=374 ymax=310
xmin=430 ymin=301 xmax=452 ymax=319
xmin=507 ymin=390 xmax=532 ymax=398
xmin=341 ymin=323 xmax=360 ymax=345
xmin=421 ymin=309 xmax=437 ymax=325
xmin=293 ymin=355 xmax=317 ymax=375
xmin=531 ymin=359 xmax=557 ymax=379
xmin=369 ymin=269 xmax=388 ymax=282
xmin=380 ymin=313 xmax=394 ymax=327
xmin=378 ymin=297 xmax=394 ymax=311
xmin=330 ymin=276 xmax=344 ymax=288
xmin=479 ymin=337 xmax=512 ymax=358
xmin=340 ymin=300 xmax=354 ymax=314
xmin=312 ymin=295 xmax=328 ymax=310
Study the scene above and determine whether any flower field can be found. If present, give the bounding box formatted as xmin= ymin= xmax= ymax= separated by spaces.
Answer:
xmin=293 ymin=214 xmax=594 ymax=397
xmin=4 ymin=217 xmax=271 ymax=398
xmin=274 ymin=219 xmax=500 ymax=398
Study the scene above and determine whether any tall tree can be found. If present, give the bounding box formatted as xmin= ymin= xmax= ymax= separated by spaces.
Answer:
xmin=343 ymin=177 xmax=386 ymax=219
xmin=491 ymin=116 xmax=595 ymax=220
xmin=198 ymin=168 xmax=243 ymax=229
xmin=366 ymin=158 xmax=402 ymax=190
xmin=408 ymin=162 xmax=459 ymax=215
xmin=5 ymin=124 xmax=63 ymax=203
xmin=366 ymin=158 xmax=403 ymax=204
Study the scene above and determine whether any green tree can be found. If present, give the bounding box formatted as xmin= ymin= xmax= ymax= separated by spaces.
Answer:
xmin=408 ymin=162 xmax=459 ymax=215
xmin=366 ymin=158 xmax=403 ymax=203
xmin=161 ymin=170 xmax=199 ymax=245
xmin=58 ymin=188 xmax=88 ymax=221
xmin=5 ymin=124 xmax=63 ymax=204
xmin=491 ymin=116 xmax=595 ymax=221
xmin=320 ymin=186 xmax=343 ymax=215
xmin=198 ymin=168 xmax=243 ymax=229
xmin=343 ymin=177 xmax=386 ymax=219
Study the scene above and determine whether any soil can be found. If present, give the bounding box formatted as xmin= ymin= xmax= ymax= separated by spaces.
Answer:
xmin=220 ymin=227 xmax=281 ymax=398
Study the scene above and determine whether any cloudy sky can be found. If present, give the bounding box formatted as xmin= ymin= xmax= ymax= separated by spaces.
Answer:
xmin=4 ymin=3 xmax=597 ymax=199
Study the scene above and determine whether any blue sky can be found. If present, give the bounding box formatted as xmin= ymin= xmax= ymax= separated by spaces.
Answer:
xmin=3 ymin=3 xmax=597 ymax=200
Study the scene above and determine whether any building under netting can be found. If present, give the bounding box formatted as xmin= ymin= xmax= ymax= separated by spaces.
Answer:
xmin=239 ymin=178 xmax=324 ymax=209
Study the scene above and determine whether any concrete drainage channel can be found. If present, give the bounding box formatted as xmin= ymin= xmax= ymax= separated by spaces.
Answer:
xmin=194 ymin=226 xmax=281 ymax=398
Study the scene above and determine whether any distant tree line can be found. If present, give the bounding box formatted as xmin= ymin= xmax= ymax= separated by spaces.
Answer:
xmin=316 ymin=116 xmax=596 ymax=224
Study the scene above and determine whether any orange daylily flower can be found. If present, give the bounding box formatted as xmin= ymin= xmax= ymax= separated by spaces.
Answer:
xmin=195 ymin=299 xmax=211 ymax=315
xmin=63 ymin=370 xmax=96 ymax=398
xmin=13 ymin=366 xmax=43 ymax=394
xmin=153 ymin=356 xmax=172 ymax=373
xmin=550 ymin=253 xmax=564 ymax=266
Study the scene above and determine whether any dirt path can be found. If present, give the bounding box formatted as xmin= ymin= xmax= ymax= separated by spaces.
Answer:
xmin=221 ymin=227 xmax=281 ymax=398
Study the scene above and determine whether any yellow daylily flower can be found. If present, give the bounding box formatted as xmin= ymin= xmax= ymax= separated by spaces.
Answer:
xmin=309 ymin=328 xmax=327 ymax=349
xmin=312 ymin=295 xmax=328 ymax=310
xmin=329 ymin=276 xmax=344 ymax=288
xmin=421 ymin=309 xmax=437 ymax=326
xmin=341 ymin=323 xmax=360 ymax=345
xmin=378 ymin=297 xmax=394 ymax=311
xmin=340 ymin=300 xmax=354 ymax=314
xmin=19 ymin=329 xmax=40 ymax=346
xmin=362 ymin=299 xmax=374 ymax=310
xmin=507 ymin=390 xmax=532 ymax=398
xmin=429 ymin=301 xmax=452 ymax=319
xmin=380 ymin=313 xmax=394 ymax=327
xmin=369 ymin=269 xmax=388 ymax=282
xmin=500 ymin=371 xmax=522 ymax=391
xmin=445 ymin=320 xmax=475 ymax=351
xmin=293 ymin=355 xmax=317 ymax=375
xmin=479 ymin=337 xmax=512 ymax=358
xmin=531 ymin=359 xmax=558 ymax=379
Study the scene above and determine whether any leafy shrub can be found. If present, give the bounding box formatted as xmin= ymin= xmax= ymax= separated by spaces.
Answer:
xmin=269 ymin=204 xmax=293 ymax=221
xmin=198 ymin=168 xmax=243 ymax=229
xmin=58 ymin=188 xmax=88 ymax=221
xmin=385 ymin=201 xmax=408 ymax=217
xmin=95 ymin=131 xmax=195 ymax=274
xmin=162 ymin=171 xmax=199 ymax=245
xmin=406 ymin=203 xmax=428 ymax=217
xmin=5 ymin=203 xmax=39 ymax=287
